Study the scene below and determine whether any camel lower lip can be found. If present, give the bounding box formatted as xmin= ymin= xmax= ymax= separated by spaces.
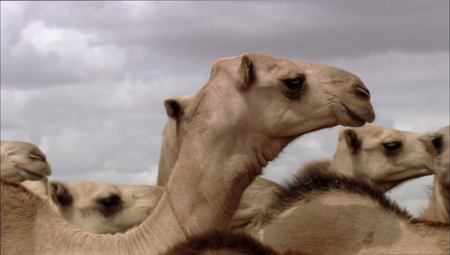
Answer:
xmin=381 ymin=167 xmax=434 ymax=182
xmin=22 ymin=169 xmax=45 ymax=180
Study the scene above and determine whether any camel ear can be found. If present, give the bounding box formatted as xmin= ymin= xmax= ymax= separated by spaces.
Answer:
xmin=164 ymin=99 xmax=182 ymax=120
xmin=237 ymin=55 xmax=254 ymax=91
xmin=343 ymin=129 xmax=361 ymax=153
xmin=50 ymin=181 xmax=73 ymax=207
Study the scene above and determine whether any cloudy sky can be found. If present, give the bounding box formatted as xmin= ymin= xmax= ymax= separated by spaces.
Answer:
xmin=1 ymin=1 xmax=448 ymax=217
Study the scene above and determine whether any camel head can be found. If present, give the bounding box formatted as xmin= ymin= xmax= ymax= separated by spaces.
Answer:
xmin=1 ymin=141 xmax=52 ymax=183
xmin=49 ymin=180 xmax=164 ymax=234
xmin=434 ymin=125 xmax=449 ymax=190
xmin=331 ymin=124 xmax=443 ymax=192
xmin=163 ymin=53 xmax=375 ymax=175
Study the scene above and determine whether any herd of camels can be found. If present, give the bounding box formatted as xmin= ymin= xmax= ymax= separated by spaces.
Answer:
xmin=1 ymin=53 xmax=449 ymax=254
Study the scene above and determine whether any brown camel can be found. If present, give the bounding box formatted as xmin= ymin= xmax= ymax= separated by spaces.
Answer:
xmin=1 ymin=52 xmax=374 ymax=254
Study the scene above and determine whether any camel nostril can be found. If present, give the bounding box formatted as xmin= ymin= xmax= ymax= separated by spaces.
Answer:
xmin=432 ymin=134 xmax=443 ymax=154
xmin=354 ymin=84 xmax=370 ymax=101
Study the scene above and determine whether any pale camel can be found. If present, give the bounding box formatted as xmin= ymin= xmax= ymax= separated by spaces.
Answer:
xmin=422 ymin=125 xmax=449 ymax=223
xmin=255 ymin=163 xmax=450 ymax=254
xmin=296 ymin=124 xmax=443 ymax=192
xmin=1 ymin=52 xmax=374 ymax=254
xmin=1 ymin=140 xmax=52 ymax=182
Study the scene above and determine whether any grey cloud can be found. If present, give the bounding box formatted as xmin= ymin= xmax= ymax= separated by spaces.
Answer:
xmin=16 ymin=1 xmax=449 ymax=66
xmin=2 ymin=43 xmax=90 ymax=88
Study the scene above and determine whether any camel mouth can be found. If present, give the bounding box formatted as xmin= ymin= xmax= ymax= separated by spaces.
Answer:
xmin=380 ymin=166 xmax=435 ymax=183
xmin=20 ymin=168 xmax=46 ymax=181
xmin=337 ymin=103 xmax=374 ymax=127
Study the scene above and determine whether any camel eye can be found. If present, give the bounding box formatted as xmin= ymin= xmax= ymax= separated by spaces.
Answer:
xmin=283 ymin=77 xmax=305 ymax=91
xmin=382 ymin=141 xmax=402 ymax=151
xmin=97 ymin=194 xmax=121 ymax=208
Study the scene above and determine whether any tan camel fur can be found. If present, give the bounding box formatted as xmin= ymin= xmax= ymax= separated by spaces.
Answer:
xmin=163 ymin=229 xmax=314 ymax=255
xmin=2 ymin=140 xmax=164 ymax=235
xmin=157 ymin=93 xmax=281 ymax=229
xmin=1 ymin=141 xmax=52 ymax=182
xmin=162 ymin=229 xmax=281 ymax=255
xmin=296 ymin=124 xmax=443 ymax=192
xmin=422 ymin=125 xmax=449 ymax=223
xmin=1 ymin=141 xmax=61 ymax=215
xmin=47 ymin=180 xmax=164 ymax=234
xmin=21 ymin=178 xmax=62 ymax=216
xmin=255 ymin=163 xmax=450 ymax=254
xmin=1 ymin=52 xmax=374 ymax=254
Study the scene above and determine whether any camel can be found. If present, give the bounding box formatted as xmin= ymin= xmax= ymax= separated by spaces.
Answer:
xmin=254 ymin=163 xmax=450 ymax=254
xmin=422 ymin=125 xmax=449 ymax=223
xmin=1 ymin=140 xmax=52 ymax=183
xmin=1 ymin=52 xmax=374 ymax=254
xmin=296 ymin=124 xmax=443 ymax=192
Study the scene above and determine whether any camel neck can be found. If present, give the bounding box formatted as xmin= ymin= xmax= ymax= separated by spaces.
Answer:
xmin=165 ymin=122 xmax=274 ymax=236
xmin=424 ymin=182 xmax=450 ymax=222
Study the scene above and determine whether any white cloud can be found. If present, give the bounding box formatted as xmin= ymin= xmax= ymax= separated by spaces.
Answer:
xmin=2 ymin=20 xmax=128 ymax=89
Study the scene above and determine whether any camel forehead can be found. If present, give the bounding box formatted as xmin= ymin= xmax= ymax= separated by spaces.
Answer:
xmin=67 ymin=181 xmax=160 ymax=199
xmin=1 ymin=140 xmax=42 ymax=153
xmin=349 ymin=124 xmax=419 ymax=142
xmin=67 ymin=181 xmax=121 ymax=199
xmin=211 ymin=52 xmax=300 ymax=75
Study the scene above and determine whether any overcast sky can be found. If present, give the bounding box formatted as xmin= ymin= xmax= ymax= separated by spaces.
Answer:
xmin=1 ymin=1 xmax=448 ymax=217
